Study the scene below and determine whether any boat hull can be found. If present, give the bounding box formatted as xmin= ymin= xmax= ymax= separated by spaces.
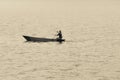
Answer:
xmin=23 ymin=35 xmax=65 ymax=42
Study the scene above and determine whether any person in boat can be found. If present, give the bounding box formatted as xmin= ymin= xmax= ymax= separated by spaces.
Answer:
xmin=57 ymin=30 xmax=63 ymax=39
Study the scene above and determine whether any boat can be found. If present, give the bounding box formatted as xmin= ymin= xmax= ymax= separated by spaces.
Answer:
xmin=23 ymin=35 xmax=65 ymax=42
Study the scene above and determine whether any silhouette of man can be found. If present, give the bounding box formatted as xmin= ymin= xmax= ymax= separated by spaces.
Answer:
xmin=57 ymin=30 xmax=63 ymax=39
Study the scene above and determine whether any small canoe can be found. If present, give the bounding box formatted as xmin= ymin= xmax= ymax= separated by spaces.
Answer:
xmin=23 ymin=35 xmax=65 ymax=42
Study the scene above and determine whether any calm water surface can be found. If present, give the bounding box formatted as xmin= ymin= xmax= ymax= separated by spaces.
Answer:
xmin=0 ymin=14 xmax=120 ymax=80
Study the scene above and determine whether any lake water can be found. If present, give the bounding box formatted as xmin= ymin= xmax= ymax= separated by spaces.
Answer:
xmin=1 ymin=1 xmax=120 ymax=80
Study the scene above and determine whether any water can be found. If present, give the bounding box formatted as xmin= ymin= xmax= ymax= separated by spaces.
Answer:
xmin=1 ymin=1 xmax=120 ymax=80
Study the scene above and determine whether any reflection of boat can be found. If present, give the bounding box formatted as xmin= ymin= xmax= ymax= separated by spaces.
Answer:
xmin=23 ymin=35 xmax=65 ymax=42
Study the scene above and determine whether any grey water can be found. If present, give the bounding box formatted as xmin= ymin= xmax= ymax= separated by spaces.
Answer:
xmin=0 ymin=0 xmax=120 ymax=80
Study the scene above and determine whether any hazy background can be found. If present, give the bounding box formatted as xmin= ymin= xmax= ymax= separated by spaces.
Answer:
xmin=0 ymin=0 xmax=120 ymax=17
xmin=0 ymin=0 xmax=120 ymax=80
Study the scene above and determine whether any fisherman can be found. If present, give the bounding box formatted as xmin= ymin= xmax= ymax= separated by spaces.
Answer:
xmin=57 ymin=30 xmax=63 ymax=39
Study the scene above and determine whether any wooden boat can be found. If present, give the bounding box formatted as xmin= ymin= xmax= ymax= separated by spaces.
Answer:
xmin=23 ymin=35 xmax=65 ymax=42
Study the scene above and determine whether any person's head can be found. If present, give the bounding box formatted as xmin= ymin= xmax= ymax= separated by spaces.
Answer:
xmin=59 ymin=30 xmax=61 ymax=33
